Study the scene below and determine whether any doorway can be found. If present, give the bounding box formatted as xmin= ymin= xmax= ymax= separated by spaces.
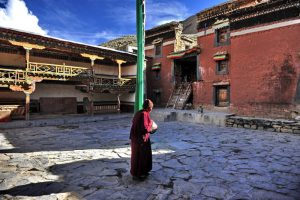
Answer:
xmin=173 ymin=56 xmax=197 ymax=106
xmin=174 ymin=56 xmax=197 ymax=84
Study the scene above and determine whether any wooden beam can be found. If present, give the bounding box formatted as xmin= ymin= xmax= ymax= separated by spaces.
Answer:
xmin=9 ymin=40 xmax=45 ymax=50
xmin=81 ymin=53 xmax=104 ymax=62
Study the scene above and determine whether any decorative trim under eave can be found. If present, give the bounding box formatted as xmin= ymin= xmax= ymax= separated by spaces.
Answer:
xmin=167 ymin=46 xmax=201 ymax=59
xmin=151 ymin=63 xmax=161 ymax=71
xmin=196 ymin=18 xmax=300 ymax=38
xmin=212 ymin=19 xmax=229 ymax=30
xmin=213 ymin=51 xmax=228 ymax=61
xmin=145 ymin=40 xmax=175 ymax=50
xmin=231 ymin=18 xmax=300 ymax=37
xmin=214 ymin=55 xmax=227 ymax=61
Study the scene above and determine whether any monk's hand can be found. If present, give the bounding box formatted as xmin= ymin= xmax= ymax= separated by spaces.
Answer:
xmin=143 ymin=133 xmax=150 ymax=142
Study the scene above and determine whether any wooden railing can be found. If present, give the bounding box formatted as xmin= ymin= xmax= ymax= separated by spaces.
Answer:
xmin=0 ymin=64 xmax=136 ymax=91
xmin=91 ymin=75 xmax=136 ymax=89
xmin=94 ymin=104 xmax=119 ymax=113
xmin=27 ymin=62 xmax=90 ymax=80
xmin=0 ymin=68 xmax=26 ymax=86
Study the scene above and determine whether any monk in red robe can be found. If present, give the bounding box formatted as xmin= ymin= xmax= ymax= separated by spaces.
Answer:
xmin=130 ymin=99 xmax=156 ymax=180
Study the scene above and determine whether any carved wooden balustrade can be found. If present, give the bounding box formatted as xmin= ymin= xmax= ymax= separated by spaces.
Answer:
xmin=0 ymin=68 xmax=27 ymax=87
xmin=0 ymin=63 xmax=136 ymax=93
xmin=90 ymin=75 xmax=136 ymax=91
xmin=27 ymin=62 xmax=90 ymax=80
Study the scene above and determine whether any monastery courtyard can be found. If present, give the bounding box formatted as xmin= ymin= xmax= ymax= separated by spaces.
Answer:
xmin=0 ymin=117 xmax=300 ymax=200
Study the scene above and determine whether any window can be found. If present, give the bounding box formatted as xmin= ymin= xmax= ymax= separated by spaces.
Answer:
xmin=154 ymin=43 xmax=162 ymax=57
xmin=216 ymin=60 xmax=228 ymax=75
xmin=215 ymin=27 xmax=230 ymax=46
xmin=154 ymin=71 xmax=160 ymax=80
xmin=214 ymin=85 xmax=230 ymax=107
xmin=151 ymin=63 xmax=161 ymax=79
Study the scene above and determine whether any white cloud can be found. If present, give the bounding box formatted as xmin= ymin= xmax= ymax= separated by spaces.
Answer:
xmin=147 ymin=1 xmax=189 ymax=26
xmin=94 ymin=31 xmax=121 ymax=41
xmin=0 ymin=0 xmax=47 ymax=35
xmin=111 ymin=0 xmax=189 ymax=29
xmin=49 ymin=30 xmax=122 ymax=45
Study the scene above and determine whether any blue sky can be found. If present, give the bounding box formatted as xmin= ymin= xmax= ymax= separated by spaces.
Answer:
xmin=0 ymin=0 xmax=227 ymax=45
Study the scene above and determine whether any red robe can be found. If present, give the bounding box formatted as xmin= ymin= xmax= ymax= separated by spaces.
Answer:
xmin=130 ymin=109 xmax=152 ymax=177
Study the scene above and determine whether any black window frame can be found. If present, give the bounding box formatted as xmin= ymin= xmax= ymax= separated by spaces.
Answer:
xmin=216 ymin=60 xmax=229 ymax=75
xmin=153 ymin=70 xmax=161 ymax=80
xmin=214 ymin=26 xmax=230 ymax=46
xmin=213 ymin=85 xmax=230 ymax=107
xmin=154 ymin=43 xmax=162 ymax=57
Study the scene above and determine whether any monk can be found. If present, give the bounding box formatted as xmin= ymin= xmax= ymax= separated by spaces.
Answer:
xmin=130 ymin=99 xmax=157 ymax=180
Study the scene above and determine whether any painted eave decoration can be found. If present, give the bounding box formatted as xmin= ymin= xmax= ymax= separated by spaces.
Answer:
xmin=167 ymin=46 xmax=201 ymax=59
xmin=151 ymin=63 xmax=161 ymax=71
xmin=213 ymin=51 xmax=228 ymax=61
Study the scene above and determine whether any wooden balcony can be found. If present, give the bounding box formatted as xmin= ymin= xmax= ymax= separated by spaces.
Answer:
xmin=0 ymin=68 xmax=27 ymax=87
xmin=0 ymin=63 xmax=136 ymax=93
xmin=27 ymin=62 xmax=90 ymax=80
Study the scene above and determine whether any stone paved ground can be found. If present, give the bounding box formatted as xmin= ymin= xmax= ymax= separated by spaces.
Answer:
xmin=0 ymin=118 xmax=300 ymax=200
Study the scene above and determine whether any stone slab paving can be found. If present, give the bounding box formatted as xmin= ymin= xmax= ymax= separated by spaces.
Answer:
xmin=0 ymin=118 xmax=299 ymax=200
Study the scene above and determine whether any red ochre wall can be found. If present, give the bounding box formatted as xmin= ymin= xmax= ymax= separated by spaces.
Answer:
xmin=146 ymin=41 xmax=175 ymax=106
xmin=194 ymin=23 xmax=300 ymax=118
xmin=194 ymin=33 xmax=231 ymax=108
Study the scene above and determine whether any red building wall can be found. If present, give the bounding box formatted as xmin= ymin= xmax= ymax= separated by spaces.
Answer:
xmin=194 ymin=23 xmax=300 ymax=118
xmin=230 ymin=24 xmax=300 ymax=118
xmin=146 ymin=41 xmax=175 ymax=106
xmin=194 ymin=34 xmax=231 ymax=107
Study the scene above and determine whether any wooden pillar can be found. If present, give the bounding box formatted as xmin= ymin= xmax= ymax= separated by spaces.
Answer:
xmin=91 ymin=58 xmax=95 ymax=67
xmin=24 ymin=47 xmax=31 ymax=63
xmin=90 ymin=92 xmax=94 ymax=116
xmin=24 ymin=91 xmax=30 ymax=121
xmin=89 ymin=58 xmax=96 ymax=116
xmin=80 ymin=54 xmax=105 ymax=117
xmin=24 ymin=47 xmax=32 ymax=78
xmin=116 ymin=60 xmax=126 ymax=79
xmin=117 ymin=93 xmax=121 ymax=113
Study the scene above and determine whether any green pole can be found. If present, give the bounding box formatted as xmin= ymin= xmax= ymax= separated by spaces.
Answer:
xmin=135 ymin=0 xmax=145 ymax=112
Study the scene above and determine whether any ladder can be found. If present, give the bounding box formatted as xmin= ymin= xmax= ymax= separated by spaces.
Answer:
xmin=166 ymin=83 xmax=192 ymax=109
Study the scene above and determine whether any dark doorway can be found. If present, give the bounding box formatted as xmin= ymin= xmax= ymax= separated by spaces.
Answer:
xmin=173 ymin=56 xmax=197 ymax=106
xmin=152 ymin=90 xmax=161 ymax=106
xmin=174 ymin=56 xmax=197 ymax=84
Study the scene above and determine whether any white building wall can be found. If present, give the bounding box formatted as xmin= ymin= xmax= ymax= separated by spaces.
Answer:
xmin=0 ymin=83 xmax=135 ymax=103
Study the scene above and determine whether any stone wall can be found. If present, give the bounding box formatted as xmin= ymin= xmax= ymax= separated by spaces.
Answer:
xmin=226 ymin=116 xmax=300 ymax=134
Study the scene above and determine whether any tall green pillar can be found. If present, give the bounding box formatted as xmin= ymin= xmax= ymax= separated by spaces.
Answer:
xmin=135 ymin=0 xmax=145 ymax=112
